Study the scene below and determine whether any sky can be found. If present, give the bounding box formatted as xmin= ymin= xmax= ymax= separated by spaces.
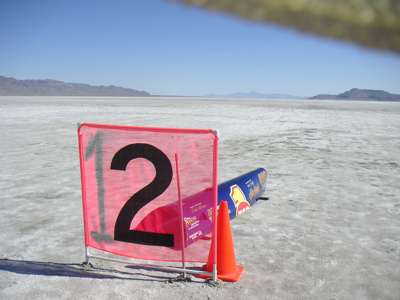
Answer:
xmin=1 ymin=0 xmax=400 ymax=97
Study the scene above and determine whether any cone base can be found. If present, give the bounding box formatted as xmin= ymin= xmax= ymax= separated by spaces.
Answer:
xmin=198 ymin=264 xmax=244 ymax=282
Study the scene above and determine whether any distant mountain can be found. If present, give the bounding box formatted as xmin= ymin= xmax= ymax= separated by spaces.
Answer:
xmin=204 ymin=91 xmax=304 ymax=99
xmin=309 ymin=88 xmax=400 ymax=101
xmin=0 ymin=75 xmax=151 ymax=97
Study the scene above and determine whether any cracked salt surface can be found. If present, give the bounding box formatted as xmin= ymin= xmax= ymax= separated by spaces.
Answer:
xmin=1 ymin=97 xmax=399 ymax=299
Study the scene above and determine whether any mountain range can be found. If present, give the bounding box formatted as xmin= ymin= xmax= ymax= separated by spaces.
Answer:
xmin=206 ymin=89 xmax=400 ymax=101
xmin=204 ymin=91 xmax=304 ymax=99
xmin=0 ymin=75 xmax=150 ymax=97
xmin=1 ymin=75 xmax=399 ymax=101
xmin=309 ymin=88 xmax=400 ymax=101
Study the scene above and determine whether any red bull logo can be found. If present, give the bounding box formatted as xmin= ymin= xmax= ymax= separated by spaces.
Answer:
xmin=229 ymin=184 xmax=250 ymax=216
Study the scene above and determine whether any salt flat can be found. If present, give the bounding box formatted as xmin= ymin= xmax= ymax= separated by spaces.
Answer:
xmin=1 ymin=97 xmax=399 ymax=299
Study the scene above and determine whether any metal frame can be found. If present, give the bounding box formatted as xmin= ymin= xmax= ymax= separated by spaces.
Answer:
xmin=85 ymin=247 xmax=216 ymax=279
xmin=78 ymin=122 xmax=218 ymax=281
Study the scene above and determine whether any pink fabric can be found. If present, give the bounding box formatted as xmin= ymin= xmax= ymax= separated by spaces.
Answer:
xmin=78 ymin=123 xmax=218 ymax=263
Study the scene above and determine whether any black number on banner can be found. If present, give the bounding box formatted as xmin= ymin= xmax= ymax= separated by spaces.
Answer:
xmin=110 ymin=143 xmax=174 ymax=247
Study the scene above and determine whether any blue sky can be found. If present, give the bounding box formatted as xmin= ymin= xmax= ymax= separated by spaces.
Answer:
xmin=1 ymin=0 xmax=400 ymax=97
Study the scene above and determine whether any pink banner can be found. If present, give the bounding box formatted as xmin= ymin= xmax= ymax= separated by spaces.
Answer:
xmin=78 ymin=123 xmax=218 ymax=263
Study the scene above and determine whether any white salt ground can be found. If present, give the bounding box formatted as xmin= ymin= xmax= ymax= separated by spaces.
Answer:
xmin=1 ymin=97 xmax=399 ymax=299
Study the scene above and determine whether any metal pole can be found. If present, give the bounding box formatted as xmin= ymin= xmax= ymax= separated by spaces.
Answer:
xmin=175 ymin=153 xmax=186 ymax=278
xmin=213 ymin=264 xmax=217 ymax=281
xmin=212 ymin=131 xmax=219 ymax=281
xmin=85 ymin=247 xmax=89 ymax=265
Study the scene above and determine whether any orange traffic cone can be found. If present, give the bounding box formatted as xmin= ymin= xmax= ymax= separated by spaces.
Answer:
xmin=199 ymin=200 xmax=244 ymax=282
